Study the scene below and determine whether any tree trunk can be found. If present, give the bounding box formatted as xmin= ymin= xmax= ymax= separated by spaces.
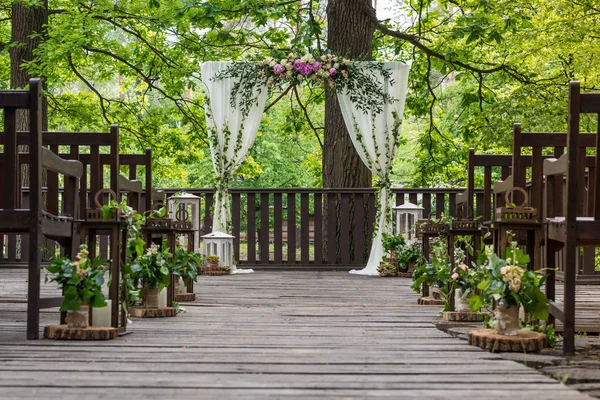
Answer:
xmin=323 ymin=0 xmax=374 ymax=189
xmin=10 ymin=0 xmax=49 ymax=132
xmin=323 ymin=0 xmax=375 ymax=264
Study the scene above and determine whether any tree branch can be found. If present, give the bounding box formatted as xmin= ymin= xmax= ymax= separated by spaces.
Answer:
xmin=293 ymin=86 xmax=324 ymax=150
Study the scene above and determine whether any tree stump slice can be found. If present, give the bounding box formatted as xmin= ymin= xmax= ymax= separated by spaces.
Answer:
xmin=129 ymin=307 xmax=177 ymax=318
xmin=468 ymin=329 xmax=547 ymax=353
xmin=44 ymin=325 xmax=118 ymax=340
xmin=397 ymin=272 xmax=412 ymax=278
xmin=174 ymin=293 xmax=196 ymax=302
xmin=418 ymin=296 xmax=445 ymax=306
xmin=443 ymin=311 xmax=487 ymax=322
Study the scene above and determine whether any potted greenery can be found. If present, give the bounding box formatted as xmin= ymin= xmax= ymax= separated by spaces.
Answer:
xmin=397 ymin=242 xmax=422 ymax=275
xmin=469 ymin=242 xmax=549 ymax=335
xmin=377 ymin=261 xmax=397 ymax=277
xmin=173 ymin=248 xmax=201 ymax=294
xmin=130 ymin=244 xmax=172 ymax=308
xmin=46 ymin=245 xmax=108 ymax=328
xmin=411 ymin=236 xmax=451 ymax=303
xmin=382 ymin=234 xmax=405 ymax=263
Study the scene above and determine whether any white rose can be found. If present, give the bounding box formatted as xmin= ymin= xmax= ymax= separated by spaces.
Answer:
xmin=334 ymin=63 xmax=340 ymax=69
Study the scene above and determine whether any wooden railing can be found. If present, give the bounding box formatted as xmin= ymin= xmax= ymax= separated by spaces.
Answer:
xmin=158 ymin=188 xmax=471 ymax=269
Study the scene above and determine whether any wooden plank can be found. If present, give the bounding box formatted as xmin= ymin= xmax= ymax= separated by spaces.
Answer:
xmin=0 ymin=269 xmax=591 ymax=400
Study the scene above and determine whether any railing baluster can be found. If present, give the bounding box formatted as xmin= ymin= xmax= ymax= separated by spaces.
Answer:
xmin=273 ymin=193 xmax=283 ymax=264
xmin=260 ymin=193 xmax=270 ymax=263
xmin=300 ymin=193 xmax=310 ymax=264
xmin=423 ymin=193 xmax=431 ymax=217
xmin=231 ymin=192 xmax=241 ymax=263
xmin=247 ymin=193 xmax=257 ymax=264
xmin=314 ymin=192 xmax=323 ymax=264
xmin=340 ymin=193 xmax=350 ymax=265
xmin=354 ymin=193 xmax=365 ymax=264
xmin=327 ymin=192 xmax=337 ymax=264
xmin=287 ymin=192 xmax=296 ymax=264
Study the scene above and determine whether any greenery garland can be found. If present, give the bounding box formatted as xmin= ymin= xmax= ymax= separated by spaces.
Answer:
xmin=213 ymin=52 xmax=396 ymax=117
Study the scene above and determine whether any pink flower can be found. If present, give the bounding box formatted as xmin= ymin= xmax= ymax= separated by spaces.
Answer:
xmin=300 ymin=64 xmax=313 ymax=76
xmin=273 ymin=64 xmax=285 ymax=74
xmin=312 ymin=61 xmax=321 ymax=71
xmin=451 ymin=272 xmax=459 ymax=280
xmin=329 ymin=68 xmax=337 ymax=76
xmin=293 ymin=59 xmax=302 ymax=71
xmin=459 ymin=263 xmax=467 ymax=271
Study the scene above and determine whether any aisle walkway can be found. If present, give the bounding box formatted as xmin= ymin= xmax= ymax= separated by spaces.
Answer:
xmin=0 ymin=271 xmax=591 ymax=399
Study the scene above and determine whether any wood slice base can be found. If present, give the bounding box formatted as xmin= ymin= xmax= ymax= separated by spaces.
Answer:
xmin=397 ymin=272 xmax=412 ymax=278
xmin=174 ymin=293 xmax=196 ymax=302
xmin=418 ymin=296 xmax=445 ymax=306
xmin=129 ymin=306 xmax=177 ymax=318
xmin=44 ymin=325 xmax=118 ymax=340
xmin=468 ymin=329 xmax=547 ymax=353
xmin=434 ymin=319 xmax=485 ymax=331
xmin=443 ymin=311 xmax=487 ymax=322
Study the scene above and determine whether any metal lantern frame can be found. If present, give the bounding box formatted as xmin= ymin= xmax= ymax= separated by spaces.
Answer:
xmin=168 ymin=192 xmax=202 ymax=252
xmin=392 ymin=202 xmax=424 ymax=244
xmin=201 ymin=231 xmax=235 ymax=268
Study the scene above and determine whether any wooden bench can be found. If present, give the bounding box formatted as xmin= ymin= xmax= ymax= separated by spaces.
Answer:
xmin=544 ymin=81 xmax=600 ymax=355
xmin=0 ymin=79 xmax=84 ymax=339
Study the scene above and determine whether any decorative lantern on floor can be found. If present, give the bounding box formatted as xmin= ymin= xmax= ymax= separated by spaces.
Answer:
xmin=168 ymin=192 xmax=201 ymax=252
xmin=392 ymin=202 xmax=424 ymax=244
xmin=201 ymin=231 xmax=235 ymax=268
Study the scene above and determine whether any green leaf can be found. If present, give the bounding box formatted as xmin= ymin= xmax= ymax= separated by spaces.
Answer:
xmin=90 ymin=292 xmax=107 ymax=308
xmin=60 ymin=286 xmax=82 ymax=312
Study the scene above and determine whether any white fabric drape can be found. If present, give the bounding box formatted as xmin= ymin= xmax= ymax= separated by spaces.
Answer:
xmin=337 ymin=62 xmax=411 ymax=276
xmin=201 ymin=61 xmax=268 ymax=274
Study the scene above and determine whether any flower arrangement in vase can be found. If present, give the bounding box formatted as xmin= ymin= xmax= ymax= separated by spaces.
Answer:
xmin=45 ymin=245 xmax=108 ymax=328
xmin=469 ymin=242 xmax=549 ymax=335
xmin=130 ymin=244 xmax=172 ymax=308
xmin=173 ymin=236 xmax=201 ymax=294
xmin=411 ymin=236 xmax=451 ymax=302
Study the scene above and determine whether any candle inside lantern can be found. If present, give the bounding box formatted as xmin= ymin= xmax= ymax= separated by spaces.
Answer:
xmin=159 ymin=288 xmax=167 ymax=308
xmin=91 ymin=300 xmax=112 ymax=327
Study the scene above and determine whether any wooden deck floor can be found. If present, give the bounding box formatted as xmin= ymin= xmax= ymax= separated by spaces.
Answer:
xmin=0 ymin=270 xmax=592 ymax=399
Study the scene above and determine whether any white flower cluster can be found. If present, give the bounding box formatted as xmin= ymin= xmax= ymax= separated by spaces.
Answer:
xmin=74 ymin=245 xmax=89 ymax=279
xmin=177 ymin=235 xmax=187 ymax=249
xmin=145 ymin=243 xmax=159 ymax=256
xmin=500 ymin=261 xmax=524 ymax=293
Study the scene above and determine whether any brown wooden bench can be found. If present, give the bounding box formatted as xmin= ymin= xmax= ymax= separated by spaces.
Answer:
xmin=544 ymin=81 xmax=600 ymax=355
xmin=0 ymin=79 xmax=84 ymax=339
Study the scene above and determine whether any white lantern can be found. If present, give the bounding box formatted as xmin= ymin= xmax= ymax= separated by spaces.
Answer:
xmin=168 ymin=192 xmax=202 ymax=252
xmin=201 ymin=231 xmax=234 ymax=268
xmin=392 ymin=202 xmax=424 ymax=244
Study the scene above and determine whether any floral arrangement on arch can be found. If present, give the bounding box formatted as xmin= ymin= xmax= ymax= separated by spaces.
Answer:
xmin=214 ymin=51 xmax=397 ymax=117
xmin=259 ymin=53 xmax=351 ymax=88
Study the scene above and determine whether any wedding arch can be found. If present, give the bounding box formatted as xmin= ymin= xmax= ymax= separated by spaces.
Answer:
xmin=201 ymin=55 xmax=410 ymax=276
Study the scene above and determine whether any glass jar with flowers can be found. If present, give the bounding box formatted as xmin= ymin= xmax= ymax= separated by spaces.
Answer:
xmin=130 ymin=244 xmax=172 ymax=308
xmin=45 ymin=245 xmax=108 ymax=328
xmin=411 ymin=236 xmax=451 ymax=302
xmin=469 ymin=242 xmax=549 ymax=335
xmin=449 ymin=246 xmax=476 ymax=312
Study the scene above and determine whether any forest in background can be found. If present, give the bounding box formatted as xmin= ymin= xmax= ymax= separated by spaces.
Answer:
xmin=1 ymin=0 xmax=599 ymax=189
